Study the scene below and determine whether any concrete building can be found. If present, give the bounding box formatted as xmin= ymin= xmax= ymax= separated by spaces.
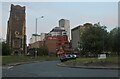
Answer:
xmin=71 ymin=23 xmax=92 ymax=49
xmin=41 ymin=33 xmax=46 ymax=41
xmin=29 ymin=41 xmax=45 ymax=49
xmin=30 ymin=34 xmax=41 ymax=44
xmin=59 ymin=19 xmax=70 ymax=41
xmin=6 ymin=4 xmax=27 ymax=55
xmin=49 ymin=27 xmax=67 ymax=36
xmin=30 ymin=33 xmax=46 ymax=44
xmin=0 ymin=38 xmax=5 ymax=43
xmin=71 ymin=25 xmax=81 ymax=49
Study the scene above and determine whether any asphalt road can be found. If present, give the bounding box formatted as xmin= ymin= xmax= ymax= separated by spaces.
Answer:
xmin=2 ymin=61 xmax=119 ymax=77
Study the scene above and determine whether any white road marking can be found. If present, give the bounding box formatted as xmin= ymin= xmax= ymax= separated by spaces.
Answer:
xmin=8 ymin=66 xmax=14 ymax=69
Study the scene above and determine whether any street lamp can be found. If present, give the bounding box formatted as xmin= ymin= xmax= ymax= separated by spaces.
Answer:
xmin=35 ymin=16 xmax=44 ymax=57
xmin=35 ymin=16 xmax=44 ymax=35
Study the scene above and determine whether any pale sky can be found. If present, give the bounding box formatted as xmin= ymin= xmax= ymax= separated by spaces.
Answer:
xmin=1 ymin=2 xmax=118 ymax=45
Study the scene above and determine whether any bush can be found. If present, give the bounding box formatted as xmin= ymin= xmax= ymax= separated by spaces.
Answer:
xmin=37 ymin=47 xmax=48 ymax=56
xmin=29 ymin=47 xmax=48 ymax=56
xmin=2 ymin=42 xmax=11 ymax=56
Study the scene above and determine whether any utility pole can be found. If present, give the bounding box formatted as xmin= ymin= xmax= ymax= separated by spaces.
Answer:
xmin=35 ymin=16 xmax=44 ymax=57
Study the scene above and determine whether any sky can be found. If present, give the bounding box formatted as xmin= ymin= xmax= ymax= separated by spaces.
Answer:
xmin=1 ymin=1 xmax=118 ymax=45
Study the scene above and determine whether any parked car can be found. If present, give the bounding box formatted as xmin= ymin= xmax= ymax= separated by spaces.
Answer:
xmin=59 ymin=55 xmax=67 ymax=62
xmin=59 ymin=54 xmax=77 ymax=62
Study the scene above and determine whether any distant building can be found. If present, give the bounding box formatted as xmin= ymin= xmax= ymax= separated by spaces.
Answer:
xmin=71 ymin=23 xmax=92 ymax=49
xmin=30 ymin=33 xmax=46 ymax=44
xmin=59 ymin=19 xmax=70 ymax=41
xmin=30 ymin=34 xmax=41 ymax=44
xmin=41 ymin=33 xmax=46 ymax=41
xmin=45 ymin=38 xmax=57 ymax=55
xmin=0 ymin=38 xmax=6 ymax=43
xmin=29 ymin=35 xmax=69 ymax=55
xmin=44 ymin=26 xmax=70 ymax=55
xmin=45 ymin=35 xmax=69 ymax=55
xmin=29 ymin=41 xmax=45 ymax=48
xmin=6 ymin=4 xmax=27 ymax=55
xmin=71 ymin=25 xmax=81 ymax=49
xmin=29 ymin=25 xmax=70 ymax=55
xmin=49 ymin=27 xmax=67 ymax=36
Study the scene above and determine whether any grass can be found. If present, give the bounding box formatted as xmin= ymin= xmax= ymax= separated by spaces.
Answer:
xmin=65 ymin=56 xmax=119 ymax=64
xmin=2 ymin=55 xmax=119 ymax=66
xmin=2 ymin=55 xmax=58 ymax=65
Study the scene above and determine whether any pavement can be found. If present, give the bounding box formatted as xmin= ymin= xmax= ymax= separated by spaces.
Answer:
xmin=7 ymin=61 xmax=41 ymax=66
xmin=2 ymin=61 xmax=42 ymax=69
xmin=2 ymin=61 xmax=42 ymax=67
xmin=57 ymin=62 xmax=119 ymax=70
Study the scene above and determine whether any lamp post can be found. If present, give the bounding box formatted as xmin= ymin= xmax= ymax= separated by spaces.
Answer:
xmin=35 ymin=16 xmax=44 ymax=57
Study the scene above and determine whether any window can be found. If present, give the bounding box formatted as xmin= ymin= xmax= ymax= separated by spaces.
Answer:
xmin=58 ymin=43 xmax=61 ymax=45
xmin=15 ymin=31 xmax=19 ymax=35
xmin=65 ymin=42 xmax=68 ymax=44
xmin=58 ymin=39 xmax=61 ymax=41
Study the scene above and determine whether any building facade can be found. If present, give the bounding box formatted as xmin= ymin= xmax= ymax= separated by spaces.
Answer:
xmin=59 ymin=19 xmax=70 ymax=41
xmin=29 ymin=23 xmax=70 ymax=55
xmin=29 ymin=35 xmax=69 ymax=55
xmin=30 ymin=33 xmax=46 ymax=44
xmin=45 ymin=38 xmax=57 ymax=55
xmin=41 ymin=33 xmax=46 ymax=41
xmin=71 ymin=25 xmax=81 ymax=49
xmin=30 ymin=34 xmax=41 ymax=44
xmin=6 ymin=4 xmax=27 ymax=55
xmin=71 ymin=23 xmax=92 ymax=49
xmin=49 ymin=27 xmax=67 ymax=36
xmin=45 ymin=36 xmax=69 ymax=55
xmin=29 ymin=41 xmax=45 ymax=48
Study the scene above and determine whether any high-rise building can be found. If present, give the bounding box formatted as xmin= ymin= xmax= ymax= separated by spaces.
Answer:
xmin=6 ymin=4 xmax=27 ymax=55
xmin=59 ymin=19 xmax=70 ymax=41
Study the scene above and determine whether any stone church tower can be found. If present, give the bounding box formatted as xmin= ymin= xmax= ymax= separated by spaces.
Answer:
xmin=6 ymin=4 xmax=27 ymax=55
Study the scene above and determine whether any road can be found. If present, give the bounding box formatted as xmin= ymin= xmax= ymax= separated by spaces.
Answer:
xmin=2 ymin=61 xmax=119 ymax=77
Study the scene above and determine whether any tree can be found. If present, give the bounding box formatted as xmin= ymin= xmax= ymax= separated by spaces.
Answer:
xmin=37 ymin=47 xmax=48 ymax=56
xmin=29 ymin=47 xmax=49 ymax=56
xmin=108 ymin=27 xmax=120 ymax=55
xmin=0 ymin=42 xmax=2 ymax=55
xmin=80 ymin=23 xmax=108 ymax=57
xmin=2 ymin=42 xmax=11 ymax=55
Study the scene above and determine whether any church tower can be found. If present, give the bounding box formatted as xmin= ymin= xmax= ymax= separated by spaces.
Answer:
xmin=6 ymin=4 xmax=27 ymax=55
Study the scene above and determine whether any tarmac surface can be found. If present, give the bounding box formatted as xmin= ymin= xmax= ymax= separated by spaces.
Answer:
xmin=2 ymin=60 xmax=119 ymax=77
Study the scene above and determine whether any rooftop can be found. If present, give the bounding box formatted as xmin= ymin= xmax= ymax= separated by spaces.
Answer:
xmin=50 ymin=27 xmax=65 ymax=32
xmin=32 ymin=34 xmax=40 ymax=36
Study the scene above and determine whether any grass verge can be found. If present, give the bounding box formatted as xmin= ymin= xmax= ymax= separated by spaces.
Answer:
xmin=65 ymin=56 xmax=119 ymax=65
xmin=2 ymin=56 xmax=58 ymax=66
